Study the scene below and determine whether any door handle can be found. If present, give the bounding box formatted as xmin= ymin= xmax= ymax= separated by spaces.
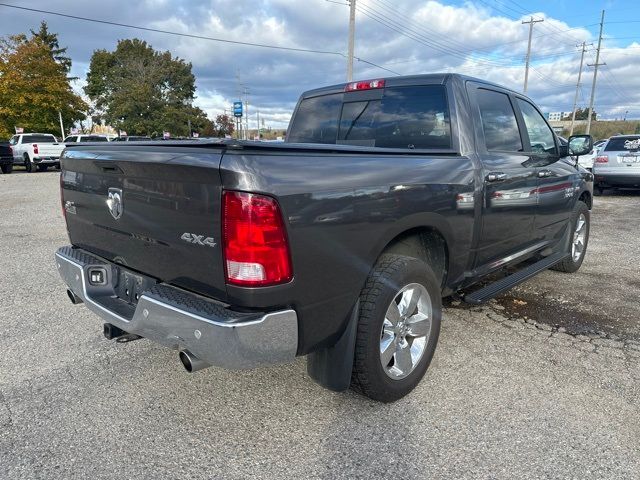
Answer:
xmin=537 ymin=169 xmax=552 ymax=178
xmin=486 ymin=172 xmax=507 ymax=182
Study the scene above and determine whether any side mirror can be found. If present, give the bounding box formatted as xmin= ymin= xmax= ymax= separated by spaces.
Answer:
xmin=568 ymin=134 xmax=593 ymax=157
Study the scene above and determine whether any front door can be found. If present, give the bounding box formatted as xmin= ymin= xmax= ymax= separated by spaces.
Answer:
xmin=514 ymin=97 xmax=575 ymax=242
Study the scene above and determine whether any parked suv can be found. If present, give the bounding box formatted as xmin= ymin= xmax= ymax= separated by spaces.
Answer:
xmin=593 ymin=135 xmax=640 ymax=194
xmin=64 ymin=135 xmax=110 ymax=143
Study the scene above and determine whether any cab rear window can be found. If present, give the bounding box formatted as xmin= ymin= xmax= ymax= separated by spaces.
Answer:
xmin=605 ymin=137 xmax=640 ymax=151
xmin=23 ymin=135 xmax=57 ymax=143
xmin=287 ymin=85 xmax=451 ymax=149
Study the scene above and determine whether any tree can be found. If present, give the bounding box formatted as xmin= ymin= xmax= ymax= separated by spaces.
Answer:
xmin=564 ymin=108 xmax=597 ymax=121
xmin=85 ymin=39 xmax=203 ymax=136
xmin=214 ymin=114 xmax=235 ymax=137
xmin=0 ymin=35 xmax=87 ymax=139
xmin=30 ymin=21 xmax=72 ymax=74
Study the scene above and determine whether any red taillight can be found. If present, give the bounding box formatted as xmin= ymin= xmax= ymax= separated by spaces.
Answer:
xmin=345 ymin=79 xmax=385 ymax=92
xmin=595 ymin=155 xmax=609 ymax=163
xmin=32 ymin=144 xmax=38 ymax=154
xmin=222 ymin=191 xmax=292 ymax=287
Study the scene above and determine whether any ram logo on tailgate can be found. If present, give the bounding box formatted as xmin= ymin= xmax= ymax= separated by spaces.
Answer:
xmin=181 ymin=233 xmax=217 ymax=248
xmin=107 ymin=188 xmax=123 ymax=220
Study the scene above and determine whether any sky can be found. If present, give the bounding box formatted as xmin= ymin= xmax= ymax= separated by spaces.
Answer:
xmin=0 ymin=0 xmax=638 ymax=129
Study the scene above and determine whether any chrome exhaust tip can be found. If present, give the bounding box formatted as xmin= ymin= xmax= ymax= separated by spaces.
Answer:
xmin=179 ymin=350 xmax=209 ymax=373
xmin=67 ymin=289 xmax=83 ymax=304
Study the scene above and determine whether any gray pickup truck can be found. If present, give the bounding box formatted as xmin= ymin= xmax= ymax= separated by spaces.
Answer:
xmin=56 ymin=74 xmax=594 ymax=402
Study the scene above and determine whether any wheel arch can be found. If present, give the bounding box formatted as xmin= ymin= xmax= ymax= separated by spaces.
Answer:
xmin=376 ymin=223 xmax=451 ymax=291
xmin=578 ymin=190 xmax=592 ymax=209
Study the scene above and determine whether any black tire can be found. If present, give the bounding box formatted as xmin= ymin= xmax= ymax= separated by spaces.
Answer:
xmin=351 ymin=254 xmax=442 ymax=402
xmin=24 ymin=155 xmax=35 ymax=173
xmin=0 ymin=163 xmax=12 ymax=174
xmin=37 ymin=165 xmax=48 ymax=172
xmin=551 ymin=201 xmax=590 ymax=273
xmin=594 ymin=186 xmax=604 ymax=196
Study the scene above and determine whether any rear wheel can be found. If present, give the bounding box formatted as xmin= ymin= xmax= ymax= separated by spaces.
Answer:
xmin=594 ymin=186 xmax=604 ymax=196
xmin=551 ymin=201 xmax=590 ymax=273
xmin=351 ymin=254 xmax=441 ymax=402
xmin=24 ymin=155 xmax=35 ymax=173
xmin=0 ymin=163 xmax=12 ymax=174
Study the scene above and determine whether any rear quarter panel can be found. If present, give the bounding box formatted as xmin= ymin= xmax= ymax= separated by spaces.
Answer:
xmin=221 ymin=150 xmax=476 ymax=353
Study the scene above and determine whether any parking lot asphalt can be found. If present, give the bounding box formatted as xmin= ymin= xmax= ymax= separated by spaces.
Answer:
xmin=1 ymin=170 xmax=639 ymax=479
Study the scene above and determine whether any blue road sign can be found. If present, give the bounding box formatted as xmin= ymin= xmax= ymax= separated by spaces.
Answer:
xmin=233 ymin=101 xmax=243 ymax=118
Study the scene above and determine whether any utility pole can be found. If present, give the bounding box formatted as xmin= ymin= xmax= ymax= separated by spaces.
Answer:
xmin=347 ymin=0 xmax=356 ymax=81
xmin=569 ymin=42 xmax=591 ymax=136
xmin=586 ymin=10 xmax=606 ymax=135
xmin=522 ymin=16 xmax=544 ymax=94
xmin=256 ymin=109 xmax=260 ymax=139
xmin=243 ymin=87 xmax=249 ymax=141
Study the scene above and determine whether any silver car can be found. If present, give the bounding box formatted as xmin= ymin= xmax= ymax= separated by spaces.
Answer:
xmin=593 ymin=135 xmax=640 ymax=194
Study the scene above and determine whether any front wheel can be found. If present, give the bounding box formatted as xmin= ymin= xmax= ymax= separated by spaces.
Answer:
xmin=351 ymin=254 xmax=442 ymax=402
xmin=551 ymin=201 xmax=590 ymax=273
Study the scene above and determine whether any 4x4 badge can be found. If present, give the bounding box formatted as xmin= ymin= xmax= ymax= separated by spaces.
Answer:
xmin=181 ymin=232 xmax=216 ymax=247
xmin=107 ymin=188 xmax=123 ymax=220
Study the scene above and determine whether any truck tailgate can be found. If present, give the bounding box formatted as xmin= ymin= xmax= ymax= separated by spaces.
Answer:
xmin=61 ymin=145 xmax=227 ymax=300
xmin=38 ymin=143 xmax=64 ymax=157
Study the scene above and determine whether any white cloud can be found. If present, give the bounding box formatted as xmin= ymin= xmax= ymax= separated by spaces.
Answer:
xmin=1 ymin=0 xmax=637 ymax=128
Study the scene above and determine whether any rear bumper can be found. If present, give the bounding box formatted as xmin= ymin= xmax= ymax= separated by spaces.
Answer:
xmin=55 ymin=246 xmax=298 ymax=369
xmin=33 ymin=156 xmax=60 ymax=164
xmin=594 ymin=172 xmax=640 ymax=188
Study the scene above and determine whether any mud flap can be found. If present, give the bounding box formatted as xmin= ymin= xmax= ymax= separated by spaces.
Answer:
xmin=306 ymin=302 xmax=359 ymax=392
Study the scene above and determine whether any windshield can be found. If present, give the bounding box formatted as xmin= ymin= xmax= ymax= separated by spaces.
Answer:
xmin=287 ymin=85 xmax=451 ymax=149
xmin=605 ymin=136 xmax=640 ymax=151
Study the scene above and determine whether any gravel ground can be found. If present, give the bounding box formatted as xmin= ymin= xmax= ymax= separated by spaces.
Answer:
xmin=1 ymin=170 xmax=639 ymax=479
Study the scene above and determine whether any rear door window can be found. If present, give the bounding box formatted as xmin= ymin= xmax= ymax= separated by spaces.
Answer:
xmin=605 ymin=136 xmax=640 ymax=151
xmin=476 ymin=89 xmax=523 ymax=152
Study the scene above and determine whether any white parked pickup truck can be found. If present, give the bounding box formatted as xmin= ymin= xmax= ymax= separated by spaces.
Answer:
xmin=9 ymin=133 xmax=66 ymax=172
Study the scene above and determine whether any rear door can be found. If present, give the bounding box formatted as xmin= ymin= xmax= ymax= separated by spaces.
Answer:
xmin=468 ymin=85 xmax=538 ymax=268
xmin=61 ymin=144 xmax=228 ymax=299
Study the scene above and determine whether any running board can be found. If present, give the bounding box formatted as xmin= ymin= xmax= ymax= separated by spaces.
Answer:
xmin=462 ymin=252 xmax=568 ymax=305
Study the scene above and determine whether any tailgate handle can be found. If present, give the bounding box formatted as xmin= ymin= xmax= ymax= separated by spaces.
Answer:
xmin=97 ymin=164 xmax=123 ymax=174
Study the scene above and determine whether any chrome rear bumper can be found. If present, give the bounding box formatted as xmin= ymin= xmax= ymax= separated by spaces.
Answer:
xmin=55 ymin=246 xmax=298 ymax=370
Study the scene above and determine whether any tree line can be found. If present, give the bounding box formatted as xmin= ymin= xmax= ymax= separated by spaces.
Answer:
xmin=0 ymin=22 xmax=234 ymax=139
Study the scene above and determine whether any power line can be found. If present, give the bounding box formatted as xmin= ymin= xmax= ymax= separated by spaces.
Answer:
xmin=356 ymin=3 xmax=518 ymax=68
xmin=0 ymin=2 xmax=403 ymax=79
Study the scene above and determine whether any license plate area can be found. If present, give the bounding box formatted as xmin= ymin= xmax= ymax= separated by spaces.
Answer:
xmin=112 ymin=266 xmax=157 ymax=305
